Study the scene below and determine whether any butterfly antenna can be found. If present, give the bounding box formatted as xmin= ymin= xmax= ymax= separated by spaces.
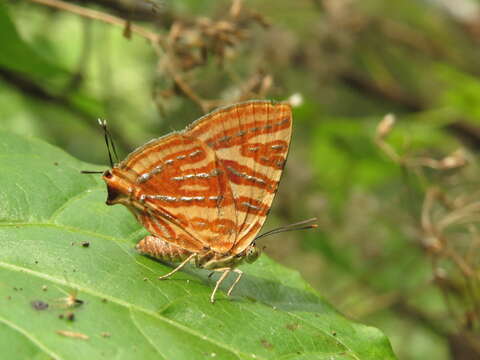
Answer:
xmin=254 ymin=217 xmax=318 ymax=241
xmin=98 ymin=118 xmax=119 ymax=167
xmin=80 ymin=170 xmax=104 ymax=174
xmin=80 ymin=119 xmax=118 ymax=174
xmin=104 ymin=121 xmax=119 ymax=164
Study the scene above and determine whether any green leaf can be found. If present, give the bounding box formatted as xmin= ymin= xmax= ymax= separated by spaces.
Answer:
xmin=0 ymin=132 xmax=397 ymax=359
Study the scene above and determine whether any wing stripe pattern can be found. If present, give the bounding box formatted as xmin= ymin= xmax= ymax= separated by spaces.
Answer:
xmin=186 ymin=101 xmax=292 ymax=253
xmin=114 ymin=101 xmax=292 ymax=255
xmin=115 ymin=134 xmax=238 ymax=253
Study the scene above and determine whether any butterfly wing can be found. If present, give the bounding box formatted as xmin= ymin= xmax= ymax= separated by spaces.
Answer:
xmin=114 ymin=132 xmax=238 ymax=253
xmin=185 ymin=100 xmax=293 ymax=254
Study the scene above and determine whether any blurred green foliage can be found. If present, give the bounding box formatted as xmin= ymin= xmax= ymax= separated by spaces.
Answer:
xmin=2 ymin=0 xmax=480 ymax=359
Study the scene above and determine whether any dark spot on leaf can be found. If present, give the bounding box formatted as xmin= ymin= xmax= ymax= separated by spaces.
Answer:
xmin=54 ymin=162 xmax=59 ymax=166
xmin=66 ymin=312 xmax=75 ymax=321
xmin=101 ymin=332 xmax=111 ymax=338
xmin=260 ymin=339 xmax=273 ymax=349
xmin=58 ymin=314 xmax=64 ymax=319
xmin=6 ymin=296 xmax=11 ymax=300
xmin=42 ymin=285 xmax=48 ymax=291
xmin=66 ymin=295 xmax=84 ymax=307
xmin=102 ymin=298 xmax=107 ymax=303
xmin=75 ymin=298 xmax=84 ymax=306
xmin=286 ymin=323 xmax=300 ymax=331
xmin=332 ymin=331 xmax=337 ymax=336
xmin=81 ymin=241 xmax=90 ymax=248
xmin=31 ymin=300 xmax=49 ymax=311
xmin=34 ymin=260 xmax=38 ymax=264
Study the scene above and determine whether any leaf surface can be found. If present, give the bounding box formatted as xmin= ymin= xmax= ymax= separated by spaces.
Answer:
xmin=0 ymin=132 xmax=397 ymax=360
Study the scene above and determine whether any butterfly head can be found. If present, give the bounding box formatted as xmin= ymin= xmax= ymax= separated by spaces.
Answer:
xmin=244 ymin=242 xmax=261 ymax=264
xmin=102 ymin=168 xmax=131 ymax=206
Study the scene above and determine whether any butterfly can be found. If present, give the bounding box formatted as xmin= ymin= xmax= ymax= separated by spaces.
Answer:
xmin=93 ymin=100 xmax=314 ymax=303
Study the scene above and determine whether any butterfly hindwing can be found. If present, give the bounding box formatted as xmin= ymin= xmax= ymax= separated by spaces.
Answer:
xmin=185 ymin=101 xmax=293 ymax=253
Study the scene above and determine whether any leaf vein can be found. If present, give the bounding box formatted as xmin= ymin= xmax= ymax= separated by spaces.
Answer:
xmin=128 ymin=308 xmax=168 ymax=360
xmin=0 ymin=261 xmax=248 ymax=359
xmin=0 ymin=315 xmax=63 ymax=360
xmin=286 ymin=312 xmax=360 ymax=360
xmin=49 ymin=186 xmax=104 ymax=222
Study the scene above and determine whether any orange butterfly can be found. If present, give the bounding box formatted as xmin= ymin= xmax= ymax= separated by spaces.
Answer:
xmin=95 ymin=100 xmax=313 ymax=302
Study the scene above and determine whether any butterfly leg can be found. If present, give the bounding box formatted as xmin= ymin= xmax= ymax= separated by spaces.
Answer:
xmin=227 ymin=269 xmax=243 ymax=297
xmin=210 ymin=268 xmax=231 ymax=304
xmin=158 ymin=253 xmax=196 ymax=280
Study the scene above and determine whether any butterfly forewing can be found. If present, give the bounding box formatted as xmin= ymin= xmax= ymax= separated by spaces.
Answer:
xmin=185 ymin=101 xmax=293 ymax=253
xmin=117 ymin=132 xmax=238 ymax=253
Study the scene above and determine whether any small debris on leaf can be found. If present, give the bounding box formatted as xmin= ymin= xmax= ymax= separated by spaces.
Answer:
xmin=260 ymin=339 xmax=273 ymax=349
xmin=81 ymin=241 xmax=90 ymax=248
xmin=286 ymin=323 xmax=300 ymax=331
xmin=63 ymin=294 xmax=84 ymax=308
xmin=55 ymin=287 xmax=84 ymax=309
xmin=31 ymin=300 xmax=49 ymax=311
xmin=56 ymin=330 xmax=89 ymax=340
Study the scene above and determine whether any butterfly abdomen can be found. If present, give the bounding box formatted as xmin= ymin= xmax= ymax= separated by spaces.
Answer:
xmin=136 ymin=235 xmax=193 ymax=263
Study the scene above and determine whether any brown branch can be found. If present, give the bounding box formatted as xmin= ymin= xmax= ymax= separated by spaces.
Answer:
xmin=80 ymin=0 xmax=174 ymax=23
xmin=43 ymin=0 xmax=177 ymax=23
xmin=28 ymin=0 xmax=163 ymax=44
xmin=165 ymin=60 xmax=218 ymax=113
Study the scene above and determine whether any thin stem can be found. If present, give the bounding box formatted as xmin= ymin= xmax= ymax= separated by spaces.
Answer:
xmin=28 ymin=0 xmax=162 ymax=44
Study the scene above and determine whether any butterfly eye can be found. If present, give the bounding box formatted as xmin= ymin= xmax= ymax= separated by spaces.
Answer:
xmin=103 ymin=170 xmax=113 ymax=179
